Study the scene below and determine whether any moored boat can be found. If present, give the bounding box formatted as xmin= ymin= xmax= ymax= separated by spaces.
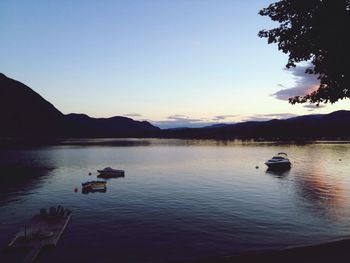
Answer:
xmin=265 ymin=152 xmax=291 ymax=170
xmin=81 ymin=181 xmax=107 ymax=191
xmin=97 ymin=167 xmax=125 ymax=178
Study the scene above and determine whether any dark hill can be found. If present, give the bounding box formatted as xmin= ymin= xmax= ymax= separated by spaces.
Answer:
xmin=0 ymin=73 xmax=159 ymax=138
xmin=0 ymin=73 xmax=64 ymax=137
xmin=2 ymin=72 xmax=349 ymax=140
xmin=158 ymin=111 xmax=350 ymax=139
xmin=65 ymin=113 xmax=159 ymax=137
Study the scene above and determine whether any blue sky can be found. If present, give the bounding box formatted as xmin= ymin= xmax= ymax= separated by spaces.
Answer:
xmin=1 ymin=0 xmax=348 ymax=128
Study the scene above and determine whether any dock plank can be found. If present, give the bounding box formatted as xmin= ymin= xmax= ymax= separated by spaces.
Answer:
xmin=7 ymin=207 xmax=72 ymax=262
xmin=23 ymin=244 xmax=43 ymax=263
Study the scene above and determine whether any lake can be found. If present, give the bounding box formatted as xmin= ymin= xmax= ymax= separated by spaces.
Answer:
xmin=1 ymin=139 xmax=350 ymax=262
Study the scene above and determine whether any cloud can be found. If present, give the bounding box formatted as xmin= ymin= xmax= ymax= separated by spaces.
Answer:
xmin=244 ymin=113 xmax=298 ymax=122
xmin=212 ymin=114 xmax=236 ymax=121
xmin=303 ymin=104 xmax=326 ymax=111
xmin=151 ymin=112 xmax=304 ymax=128
xmin=123 ymin=113 xmax=142 ymax=118
xmin=272 ymin=65 xmax=320 ymax=100
xmin=166 ymin=115 xmax=203 ymax=122
xmin=152 ymin=114 xmax=238 ymax=128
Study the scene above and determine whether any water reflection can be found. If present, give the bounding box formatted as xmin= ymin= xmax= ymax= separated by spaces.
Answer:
xmin=1 ymin=140 xmax=350 ymax=263
xmin=58 ymin=138 xmax=152 ymax=147
xmin=293 ymin=162 xmax=347 ymax=220
xmin=0 ymin=150 xmax=55 ymax=206
xmin=82 ymin=188 xmax=107 ymax=194
xmin=266 ymin=169 xmax=291 ymax=179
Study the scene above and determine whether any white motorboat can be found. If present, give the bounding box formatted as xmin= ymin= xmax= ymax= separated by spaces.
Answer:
xmin=265 ymin=153 xmax=291 ymax=170
xmin=97 ymin=167 xmax=125 ymax=178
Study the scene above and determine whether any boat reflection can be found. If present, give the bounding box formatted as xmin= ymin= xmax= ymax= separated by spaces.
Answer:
xmin=81 ymin=188 xmax=107 ymax=194
xmin=266 ymin=169 xmax=290 ymax=178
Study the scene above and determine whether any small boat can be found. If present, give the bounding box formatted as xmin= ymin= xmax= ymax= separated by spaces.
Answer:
xmin=265 ymin=152 xmax=291 ymax=170
xmin=82 ymin=181 xmax=107 ymax=191
xmin=97 ymin=167 xmax=125 ymax=178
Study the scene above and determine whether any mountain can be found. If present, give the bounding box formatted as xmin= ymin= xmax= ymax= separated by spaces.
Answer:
xmin=158 ymin=111 xmax=350 ymax=139
xmin=2 ymin=72 xmax=349 ymax=140
xmin=65 ymin=113 xmax=158 ymax=137
xmin=0 ymin=73 xmax=65 ymax=136
xmin=0 ymin=73 xmax=159 ymax=137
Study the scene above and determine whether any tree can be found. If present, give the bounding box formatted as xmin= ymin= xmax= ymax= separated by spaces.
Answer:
xmin=258 ymin=0 xmax=350 ymax=104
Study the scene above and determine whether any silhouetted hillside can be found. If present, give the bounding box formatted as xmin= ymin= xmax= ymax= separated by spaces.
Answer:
xmin=0 ymin=73 xmax=159 ymax=138
xmin=1 ymin=73 xmax=349 ymax=140
xmin=157 ymin=111 xmax=350 ymax=139
xmin=0 ymin=73 xmax=65 ymax=137
xmin=65 ymin=113 xmax=159 ymax=137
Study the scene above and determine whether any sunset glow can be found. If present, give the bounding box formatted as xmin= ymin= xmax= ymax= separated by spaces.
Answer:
xmin=0 ymin=0 xmax=348 ymax=128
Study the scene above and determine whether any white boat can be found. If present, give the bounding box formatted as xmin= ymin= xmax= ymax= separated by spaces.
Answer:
xmin=97 ymin=167 xmax=125 ymax=178
xmin=265 ymin=153 xmax=291 ymax=170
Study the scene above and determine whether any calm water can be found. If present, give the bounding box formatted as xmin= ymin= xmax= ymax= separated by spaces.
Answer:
xmin=1 ymin=139 xmax=350 ymax=262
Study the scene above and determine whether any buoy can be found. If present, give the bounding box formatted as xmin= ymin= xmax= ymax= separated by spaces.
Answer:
xmin=74 ymin=187 xmax=78 ymax=192
xmin=88 ymin=172 xmax=92 ymax=176
xmin=255 ymin=166 xmax=259 ymax=169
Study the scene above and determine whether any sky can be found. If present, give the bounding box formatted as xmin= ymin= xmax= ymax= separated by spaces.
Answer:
xmin=1 ymin=0 xmax=349 ymax=128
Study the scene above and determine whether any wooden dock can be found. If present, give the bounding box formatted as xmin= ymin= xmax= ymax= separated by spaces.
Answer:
xmin=7 ymin=206 xmax=72 ymax=263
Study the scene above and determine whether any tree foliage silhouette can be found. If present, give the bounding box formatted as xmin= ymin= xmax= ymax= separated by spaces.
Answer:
xmin=259 ymin=0 xmax=350 ymax=104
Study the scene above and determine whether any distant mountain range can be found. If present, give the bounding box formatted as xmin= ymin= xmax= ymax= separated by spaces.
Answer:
xmin=157 ymin=110 xmax=350 ymax=139
xmin=1 ymin=72 xmax=349 ymax=139
xmin=0 ymin=73 xmax=159 ymax=138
